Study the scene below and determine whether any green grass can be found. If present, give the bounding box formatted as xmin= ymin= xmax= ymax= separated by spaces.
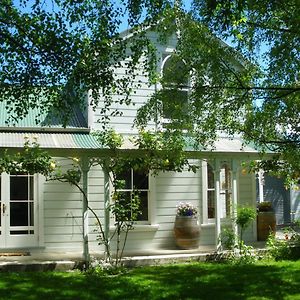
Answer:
xmin=0 ymin=260 xmax=300 ymax=300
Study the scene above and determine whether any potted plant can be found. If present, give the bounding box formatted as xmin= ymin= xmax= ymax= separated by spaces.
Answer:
xmin=173 ymin=202 xmax=200 ymax=249
xmin=257 ymin=201 xmax=272 ymax=212
xmin=257 ymin=201 xmax=276 ymax=241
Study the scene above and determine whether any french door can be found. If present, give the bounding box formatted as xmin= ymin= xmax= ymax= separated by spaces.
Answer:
xmin=0 ymin=173 xmax=38 ymax=248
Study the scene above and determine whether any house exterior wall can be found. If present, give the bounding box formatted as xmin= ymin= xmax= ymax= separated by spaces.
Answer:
xmin=41 ymin=159 xmax=257 ymax=254
xmin=291 ymin=186 xmax=300 ymax=222
xmin=91 ymin=31 xmax=177 ymax=134
xmin=43 ymin=180 xmax=83 ymax=250
xmin=36 ymin=31 xmax=259 ymax=255
xmin=43 ymin=158 xmax=84 ymax=251
xmin=42 ymin=161 xmax=107 ymax=252
xmin=262 ymin=175 xmax=291 ymax=225
xmin=239 ymin=171 xmax=257 ymax=242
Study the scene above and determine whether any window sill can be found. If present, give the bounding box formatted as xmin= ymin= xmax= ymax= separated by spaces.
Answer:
xmin=109 ymin=224 xmax=159 ymax=232
xmin=201 ymin=219 xmax=232 ymax=228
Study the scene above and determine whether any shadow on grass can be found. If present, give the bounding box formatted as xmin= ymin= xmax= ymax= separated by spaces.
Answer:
xmin=0 ymin=261 xmax=299 ymax=300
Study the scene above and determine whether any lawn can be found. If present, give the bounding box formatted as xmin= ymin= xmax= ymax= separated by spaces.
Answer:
xmin=0 ymin=260 xmax=299 ymax=300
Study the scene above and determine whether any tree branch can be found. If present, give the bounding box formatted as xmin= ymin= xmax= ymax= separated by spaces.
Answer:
xmin=196 ymin=85 xmax=300 ymax=93
xmin=247 ymin=21 xmax=299 ymax=35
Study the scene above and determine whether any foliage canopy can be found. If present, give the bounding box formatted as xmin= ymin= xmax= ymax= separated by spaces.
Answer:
xmin=1 ymin=0 xmax=299 ymax=180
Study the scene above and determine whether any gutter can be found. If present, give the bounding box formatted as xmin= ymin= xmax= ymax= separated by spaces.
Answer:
xmin=0 ymin=126 xmax=91 ymax=134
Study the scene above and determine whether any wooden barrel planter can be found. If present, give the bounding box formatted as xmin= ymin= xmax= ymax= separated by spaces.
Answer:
xmin=257 ymin=211 xmax=276 ymax=241
xmin=173 ymin=216 xmax=200 ymax=249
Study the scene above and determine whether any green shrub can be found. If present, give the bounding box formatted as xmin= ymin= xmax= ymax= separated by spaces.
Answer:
xmin=219 ymin=228 xmax=236 ymax=250
xmin=266 ymin=228 xmax=300 ymax=260
xmin=231 ymin=241 xmax=257 ymax=265
xmin=235 ymin=206 xmax=256 ymax=251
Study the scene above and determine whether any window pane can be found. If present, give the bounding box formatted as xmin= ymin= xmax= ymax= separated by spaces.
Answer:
xmin=115 ymin=169 xmax=149 ymax=222
xmin=115 ymin=169 xmax=131 ymax=189
xmin=29 ymin=176 xmax=34 ymax=200
xmin=207 ymin=164 xmax=214 ymax=189
xmin=114 ymin=191 xmax=131 ymax=221
xmin=137 ymin=191 xmax=148 ymax=221
xmin=10 ymin=230 xmax=34 ymax=235
xmin=10 ymin=202 xmax=28 ymax=226
xmin=30 ymin=202 xmax=34 ymax=226
xmin=162 ymin=55 xmax=189 ymax=86
xmin=162 ymin=89 xmax=188 ymax=119
xmin=220 ymin=164 xmax=231 ymax=190
xmin=10 ymin=176 xmax=28 ymax=200
xmin=133 ymin=171 xmax=148 ymax=189
xmin=208 ymin=190 xmax=215 ymax=218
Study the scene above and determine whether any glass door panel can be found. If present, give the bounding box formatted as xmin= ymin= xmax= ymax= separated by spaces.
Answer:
xmin=9 ymin=175 xmax=34 ymax=236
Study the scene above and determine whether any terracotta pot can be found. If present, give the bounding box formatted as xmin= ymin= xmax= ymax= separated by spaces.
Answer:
xmin=257 ymin=211 xmax=276 ymax=241
xmin=173 ymin=215 xmax=200 ymax=249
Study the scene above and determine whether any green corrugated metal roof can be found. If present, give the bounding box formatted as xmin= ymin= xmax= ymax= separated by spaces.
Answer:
xmin=0 ymin=100 xmax=103 ymax=153
xmin=0 ymin=102 xmax=264 ymax=155
xmin=183 ymin=136 xmax=261 ymax=153
xmin=0 ymin=101 xmax=87 ymax=129
xmin=0 ymin=132 xmax=102 ymax=149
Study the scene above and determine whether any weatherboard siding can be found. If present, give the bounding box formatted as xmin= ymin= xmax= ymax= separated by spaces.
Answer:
xmin=42 ymin=160 xmax=105 ymax=251
xmin=40 ymin=30 xmax=258 ymax=253
xmin=238 ymin=171 xmax=257 ymax=242
xmin=92 ymin=70 xmax=157 ymax=134
xmin=42 ymin=162 xmax=205 ymax=252
xmin=91 ymin=32 xmax=177 ymax=134
xmin=41 ymin=156 xmax=257 ymax=253
xmin=86 ymin=165 xmax=105 ymax=252
xmin=43 ymin=158 xmax=82 ymax=250
xmin=43 ymin=179 xmax=83 ymax=250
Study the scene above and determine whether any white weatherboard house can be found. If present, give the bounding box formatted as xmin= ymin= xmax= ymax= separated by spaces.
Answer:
xmin=0 ymin=28 xmax=273 ymax=260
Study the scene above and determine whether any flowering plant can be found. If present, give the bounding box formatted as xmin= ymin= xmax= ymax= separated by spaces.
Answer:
xmin=176 ymin=202 xmax=198 ymax=216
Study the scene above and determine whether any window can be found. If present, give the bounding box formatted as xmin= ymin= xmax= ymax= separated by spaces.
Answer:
xmin=161 ymin=54 xmax=189 ymax=123
xmin=207 ymin=163 xmax=215 ymax=219
xmin=162 ymin=54 xmax=189 ymax=87
xmin=115 ymin=169 xmax=149 ymax=222
xmin=219 ymin=163 xmax=232 ymax=218
xmin=204 ymin=162 xmax=232 ymax=220
xmin=9 ymin=173 xmax=35 ymax=235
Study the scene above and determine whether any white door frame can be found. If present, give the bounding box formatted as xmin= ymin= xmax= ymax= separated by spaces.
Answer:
xmin=0 ymin=173 xmax=40 ymax=249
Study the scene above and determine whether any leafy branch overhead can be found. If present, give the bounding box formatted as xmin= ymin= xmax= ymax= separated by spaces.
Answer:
xmin=93 ymin=128 xmax=199 ymax=175
xmin=0 ymin=130 xmax=198 ymax=265
xmin=0 ymin=0 xmax=165 ymax=125
xmin=0 ymin=137 xmax=55 ymax=175
xmin=1 ymin=1 xmax=299 ymax=179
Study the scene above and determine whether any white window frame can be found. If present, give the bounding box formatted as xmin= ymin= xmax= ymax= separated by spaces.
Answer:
xmin=219 ymin=162 xmax=232 ymax=219
xmin=160 ymin=53 xmax=190 ymax=126
xmin=110 ymin=169 xmax=157 ymax=228
xmin=202 ymin=160 xmax=233 ymax=224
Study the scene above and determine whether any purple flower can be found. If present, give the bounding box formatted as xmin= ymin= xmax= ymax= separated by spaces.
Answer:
xmin=176 ymin=202 xmax=198 ymax=216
